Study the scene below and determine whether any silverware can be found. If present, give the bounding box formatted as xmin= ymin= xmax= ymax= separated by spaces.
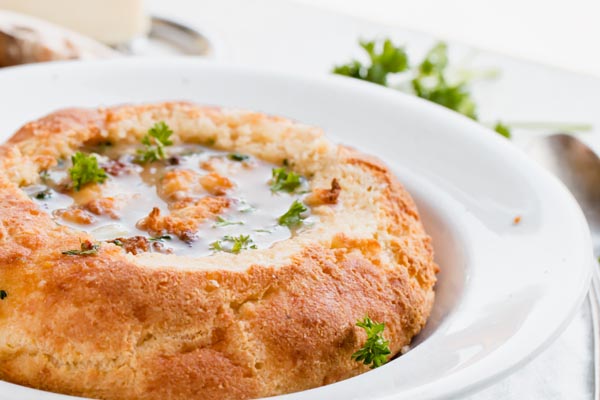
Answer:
xmin=528 ymin=133 xmax=600 ymax=400
xmin=112 ymin=16 xmax=213 ymax=57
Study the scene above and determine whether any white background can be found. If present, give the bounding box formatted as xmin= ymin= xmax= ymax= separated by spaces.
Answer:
xmin=295 ymin=0 xmax=600 ymax=78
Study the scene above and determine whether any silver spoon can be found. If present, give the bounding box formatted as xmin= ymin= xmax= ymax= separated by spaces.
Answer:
xmin=528 ymin=133 xmax=600 ymax=399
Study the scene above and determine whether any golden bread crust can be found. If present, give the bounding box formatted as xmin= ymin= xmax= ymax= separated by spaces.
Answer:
xmin=0 ymin=102 xmax=438 ymax=399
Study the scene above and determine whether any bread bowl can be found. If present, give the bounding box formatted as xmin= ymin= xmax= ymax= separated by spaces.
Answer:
xmin=0 ymin=101 xmax=438 ymax=399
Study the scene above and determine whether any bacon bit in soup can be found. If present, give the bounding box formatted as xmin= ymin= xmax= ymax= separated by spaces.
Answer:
xmin=306 ymin=178 xmax=341 ymax=206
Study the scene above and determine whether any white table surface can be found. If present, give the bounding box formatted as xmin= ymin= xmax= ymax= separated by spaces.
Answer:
xmin=294 ymin=0 xmax=600 ymax=79
xmin=145 ymin=0 xmax=598 ymax=398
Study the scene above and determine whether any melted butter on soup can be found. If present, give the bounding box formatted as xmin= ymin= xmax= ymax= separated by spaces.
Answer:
xmin=24 ymin=144 xmax=315 ymax=256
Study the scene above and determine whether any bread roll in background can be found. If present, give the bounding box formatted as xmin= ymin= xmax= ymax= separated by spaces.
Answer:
xmin=0 ymin=10 xmax=119 ymax=67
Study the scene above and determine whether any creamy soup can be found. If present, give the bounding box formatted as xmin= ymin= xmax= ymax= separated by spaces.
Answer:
xmin=24 ymin=141 xmax=315 ymax=257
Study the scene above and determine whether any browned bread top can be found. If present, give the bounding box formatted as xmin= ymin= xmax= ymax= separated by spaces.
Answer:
xmin=0 ymin=102 xmax=438 ymax=399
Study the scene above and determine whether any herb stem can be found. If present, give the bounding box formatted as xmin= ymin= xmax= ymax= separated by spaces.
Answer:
xmin=489 ymin=121 xmax=593 ymax=132
xmin=452 ymin=67 xmax=502 ymax=82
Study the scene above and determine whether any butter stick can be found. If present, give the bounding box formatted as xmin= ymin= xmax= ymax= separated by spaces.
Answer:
xmin=0 ymin=0 xmax=148 ymax=45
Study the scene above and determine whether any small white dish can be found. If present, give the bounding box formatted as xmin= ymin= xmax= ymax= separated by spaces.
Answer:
xmin=0 ymin=59 xmax=593 ymax=400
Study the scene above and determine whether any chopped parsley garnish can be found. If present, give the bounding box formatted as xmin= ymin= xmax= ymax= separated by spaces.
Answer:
xmin=39 ymin=170 xmax=50 ymax=182
xmin=69 ymin=152 xmax=108 ymax=191
xmin=0 ymin=290 xmax=7 ymax=300
xmin=237 ymin=200 xmax=256 ymax=213
xmin=109 ymin=239 xmax=124 ymax=247
xmin=278 ymin=200 xmax=307 ymax=228
xmin=254 ymin=228 xmax=274 ymax=233
xmin=209 ymin=241 xmax=223 ymax=252
xmin=149 ymin=235 xmax=172 ymax=242
xmin=213 ymin=216 xmax=244 ymax=228
xmin=351 ymin=316 xmax=391 ymax=369
xmin=34 ymin=188 xmax=52 ymax=200
xmin=136 ymin=121 xmax=174 ymax=163
xmin=493 ymin=121 xmax=512 ymax=139
xmin=62 ymin=240 xmax=100 ymax=256
xmin=270 ymin=167 xmax=303 ymax=193
xmin=227 ymin=153 xmax=250 ymax=162
xmin=333 ymin=39 xmax=409 ymax=86
xmin=210 ymin=234 xmax=257 ymax=254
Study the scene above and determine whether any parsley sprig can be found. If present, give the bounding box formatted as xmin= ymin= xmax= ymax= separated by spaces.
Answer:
xmin=213 ymin=216 xmax=244 ymax=228
xmin=137 ymin=121 xmax=174 ymax=163
xmin=334 ymin=39 xmax=511 ymax=138
xmin=333 ymin=39 xmax=409 ymax=86
xmin=69 ymin=152 xmax=108 ymax=191
xmin=62 ymin=240 xmax=100 ymax=256
xmin=270 ymin=167 xmax=303 ymax=193
xmin=352 ymin=316 xmax=391 ymax=369
xmin=210 ymin=234 xmax=257 ymax=254
xmin=278 ymin=200 xmax=307 ymax=228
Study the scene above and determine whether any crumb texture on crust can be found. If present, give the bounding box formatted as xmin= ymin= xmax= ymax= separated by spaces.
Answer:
xmin=0 ymin=102 xmax=438 ymax=400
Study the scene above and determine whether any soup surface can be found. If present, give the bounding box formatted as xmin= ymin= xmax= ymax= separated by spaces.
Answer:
xmin=23 ymin=138 xmax=314 ymax=257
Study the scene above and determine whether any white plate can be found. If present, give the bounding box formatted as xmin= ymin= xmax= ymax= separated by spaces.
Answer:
xmin=0 ymin=59 xmax=593 ymax=400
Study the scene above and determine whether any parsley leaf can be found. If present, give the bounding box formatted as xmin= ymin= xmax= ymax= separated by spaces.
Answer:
xmin=136 ymin=121 xmax=174 ymax=163
xmin=69 ymin=152 xmax=108 ymax=191
xmin=416 ymin=41 xmax=448 ymax=76
xmin=351 ymin=315 xmax=391 ymax=369
xmin=412 ymin=78 xmax=477 ymax=119
xmin=270 ymin=168 xmax=303 ymax=193
xmin=108 ymin=238 xmax=124 ymax=247
xmin=34 ymin=188 xmax=52 ymax=200
xmin=334 ymin=39 xmax=409 ymax=86
xmin=228 ymin=153 xmax=250 ymax=162
xmin=237 ymin=200 xmax=256 ymax=213
xmin=39 ymin=170 xmax=50 ymax=182
xmin=278 ymin=200 xmax=307 ymax=228
xmin=209 ymin=241 xmax=224 ymax=252
xmin=254 ymin=228 xmax=274 ymax=233
xmin=210 ymin=234 xmax=257 ymax=254
xmin=62 ymin=240 xmax=100 ymax=256
xmin=149 ymin=235 xmax=172 ymax=242
xmin=333 ymin=60 xmax=362 ymax=80
xmin=411 ymin=42 xmax=477 ymax=120
xmin=213 ymin=216 xmax=244 ymax=228
xmin=493 ymin=121 xmax=512 ymax=138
